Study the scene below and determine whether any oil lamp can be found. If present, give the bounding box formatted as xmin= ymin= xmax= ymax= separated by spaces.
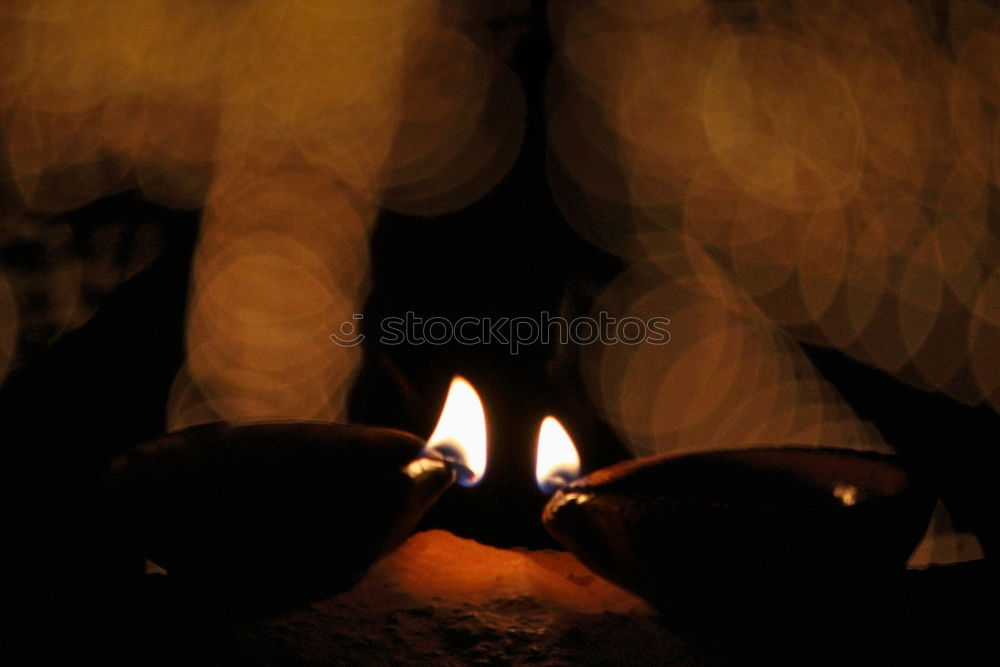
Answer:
xmin=541 ymin=445 xmax=938 ymax=614
xmin=103 ymin=376 xmax=488 ymax=607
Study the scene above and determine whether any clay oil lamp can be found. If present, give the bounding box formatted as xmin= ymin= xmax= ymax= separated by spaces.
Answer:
xmin=103 ymin=376 xmax=487 ymax=606
xmin=538 ymin=432 xmax=937 ymax=616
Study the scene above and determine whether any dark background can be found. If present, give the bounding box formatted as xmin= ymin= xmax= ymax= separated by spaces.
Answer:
xmin=2 ymin=3 xmax=996 ymax=653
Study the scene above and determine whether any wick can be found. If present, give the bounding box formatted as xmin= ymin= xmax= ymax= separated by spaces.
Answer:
xmin=539 ymin=471 xmax=576 ymax=496
xmin=423 ymin=443 xmax=477 ymax=487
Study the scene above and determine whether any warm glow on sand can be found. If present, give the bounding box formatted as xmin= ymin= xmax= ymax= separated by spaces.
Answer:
xmin=382 ymin=530 xmax=649 ymax=614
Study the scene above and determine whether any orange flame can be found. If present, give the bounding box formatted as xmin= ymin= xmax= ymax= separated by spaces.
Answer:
xmin=425 ymin=376 xmax=487 ymax=487
xmin=535 ymin=416 xmax=581 ymax=494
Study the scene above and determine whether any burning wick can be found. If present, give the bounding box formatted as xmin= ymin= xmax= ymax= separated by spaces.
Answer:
xmin=423 ymin=376 xmax=488 ymax=487
xmin=535 ymin=416 xmax=581 ymax=495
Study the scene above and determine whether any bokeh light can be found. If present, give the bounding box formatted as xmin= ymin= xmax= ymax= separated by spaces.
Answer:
xmin=1 ymin=0 xmax=525 ymax=424
xmin=548 ymin=0 xmax=1000 ymax=454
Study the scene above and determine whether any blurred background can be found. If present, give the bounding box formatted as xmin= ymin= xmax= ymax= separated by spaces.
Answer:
xmin=1 ymin=0 xmax=997 ymax=634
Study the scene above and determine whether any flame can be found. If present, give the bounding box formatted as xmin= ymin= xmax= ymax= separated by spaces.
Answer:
xmin=535 ymin=416 xmax=581 ymax=494
xmin=425 ymin=376 xmax=487 ymax=487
